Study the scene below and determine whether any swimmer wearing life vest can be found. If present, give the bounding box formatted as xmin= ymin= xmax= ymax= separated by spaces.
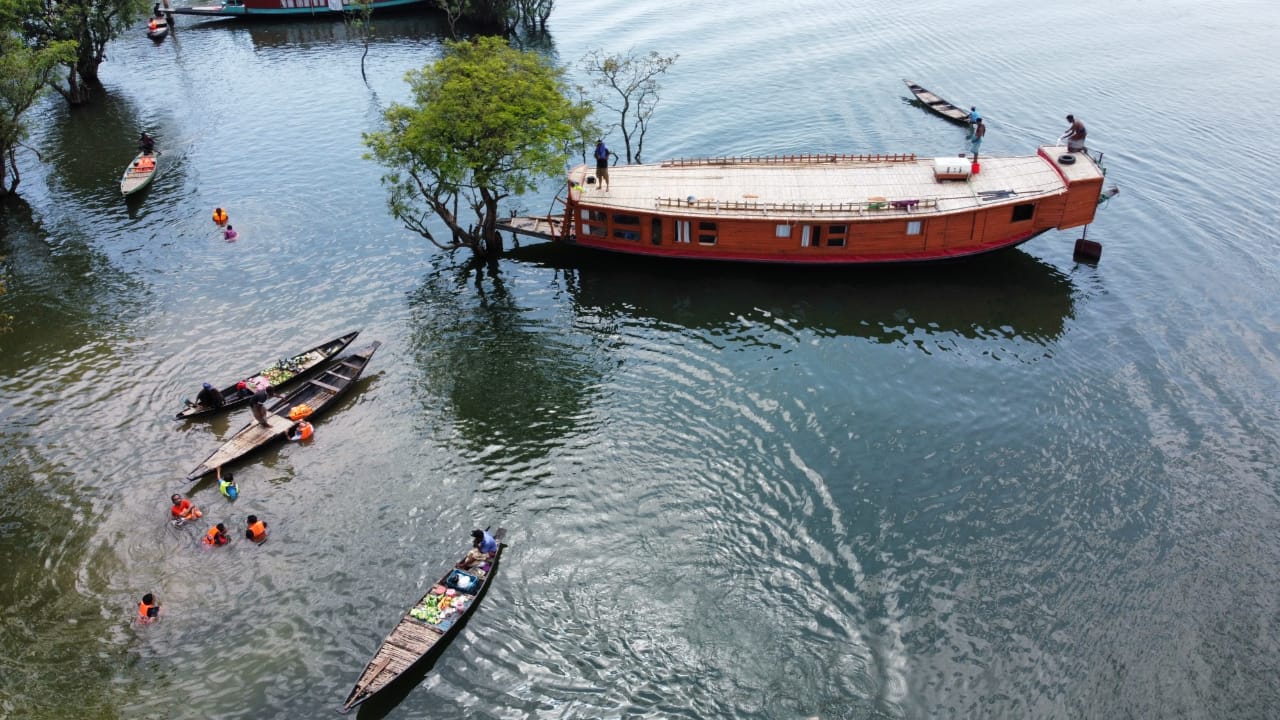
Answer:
xmin=287 ymin=420 xmax=313 ymax=442
xmin=203 ymin=523 xmax=231 ymax=546
xmin=170 ymin=494 xmax=202 ymax=522
xmin=212 ymin=207 xmax=228 ymax=225
xmin=245 ymin=515 xmax=268 ymax=543
xmin=138 ymin=593 xmax=160 ymax=624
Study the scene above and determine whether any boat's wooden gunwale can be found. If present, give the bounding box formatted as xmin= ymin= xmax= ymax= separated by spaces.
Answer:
xmin=175 ymin=330 xmax=360 ymax=420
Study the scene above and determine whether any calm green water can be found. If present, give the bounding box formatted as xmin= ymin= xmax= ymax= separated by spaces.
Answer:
xmin=3 ymin=1 xmax=1280 ymax=718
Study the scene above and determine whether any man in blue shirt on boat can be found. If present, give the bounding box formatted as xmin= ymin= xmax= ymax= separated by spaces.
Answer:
xmin=457 ymin=529 xmax=498 ymax=571
xmin=472 ymin=528 xmax=498 ymax=554
xmin=966 ymin=107 xmax=980 ymax=139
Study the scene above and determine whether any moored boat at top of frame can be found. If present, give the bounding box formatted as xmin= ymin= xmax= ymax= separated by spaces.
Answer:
xmin=170 ymin=0 xmax=429 ymax=18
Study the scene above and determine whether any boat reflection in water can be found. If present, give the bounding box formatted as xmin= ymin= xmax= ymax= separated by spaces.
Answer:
xmin=510 ymin=243 xmax=1076 ymax=350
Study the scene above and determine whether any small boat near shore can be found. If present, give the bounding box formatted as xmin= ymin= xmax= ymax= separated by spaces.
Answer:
xmin=339 ymin=528 xmax=507 ymax=713
xmin=120 ymin=151 xmax=159 ymax=196
xmin=146 ymin=15 xmax=169 ymax=41
xmin=184 ymin=341 xmax=380 ymax=482
xmin=499 ymin=145 xmax=1111 ymax=265
xmin=175 ymin=330 xmax=360 ymax=420
xmin=904 ymin=79 xmax=971 ymax=127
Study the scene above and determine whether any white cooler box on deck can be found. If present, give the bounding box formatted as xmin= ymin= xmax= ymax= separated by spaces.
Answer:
xmin=933 ymin=157 xmax=972 ymax=180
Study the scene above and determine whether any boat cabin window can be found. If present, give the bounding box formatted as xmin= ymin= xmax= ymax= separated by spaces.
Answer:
xmin=776 ymin=224 xmax=792 ymax=239
xmin=802 ymin=225 xmax=829 ymax=247
xmin=651 ymin=218 xmax=662 ymax=245
xmin=698 ymin=221 xmax=718 ymax=245
xmin=1011 ymin=203 xmax=1035 ymax=222
xmin=906 ymin=220 xmax=922 ymax=236
xmin=827 ymin=225 xmax=847 ymax=247
xmin=581 ymin=209 xmax=607 ymax=237
xmin=676 ymin=220 xmax=691 ymax=243
xmin=612 ymin=213 xmax=641 ymax=241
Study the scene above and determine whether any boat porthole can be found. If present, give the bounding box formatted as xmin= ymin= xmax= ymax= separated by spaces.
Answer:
xmin=1059 ymin=154 xmax=1076 ymax=165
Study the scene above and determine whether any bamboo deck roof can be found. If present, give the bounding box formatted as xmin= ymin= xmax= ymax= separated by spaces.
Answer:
xmin=571 ymin=145 xmax=1102 ymax=220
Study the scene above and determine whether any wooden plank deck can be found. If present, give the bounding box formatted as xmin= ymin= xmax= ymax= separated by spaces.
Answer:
xmin=569 ymin=147 xmax=1100 ymax=220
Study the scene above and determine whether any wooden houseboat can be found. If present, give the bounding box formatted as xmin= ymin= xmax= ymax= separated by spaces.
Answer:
xmin=171 ymin=0 xmax=428 ymax=18
xmin=500 ymin=146 xmax=1111 ymax=265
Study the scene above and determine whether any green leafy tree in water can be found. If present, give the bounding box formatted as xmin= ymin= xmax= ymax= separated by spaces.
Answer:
xmin=1 ymin=1 xmax=77 ymax=195
xmin=24 ymin=0 xmax=150 ymax=105
xmin=581 ymin=48 xmax=677 ymax=164
xmin=365 ymin=36 xmax=592 ymax=268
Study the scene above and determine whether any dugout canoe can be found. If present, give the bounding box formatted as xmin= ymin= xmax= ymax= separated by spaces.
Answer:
xmin=175 ymin=330 xmax=360 ymax=420
xmin=183 ymin=341 xmax=380 ymax=481
xmin=120 ymin=151 xmax=159 ymax=196
xmin=904 ymin=79 xmax=972 ymax=127
xmin=146 ymin=16 xmax=169 ymax=40
xmin=339 ymin=528 xmax=507 ymax=713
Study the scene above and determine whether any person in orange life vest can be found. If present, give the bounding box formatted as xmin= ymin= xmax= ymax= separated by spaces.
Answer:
xmin=212 ymin=207 xmax=228 ymax=225
xmin=245 ymin=515 xmax=268 ymax=543
xmin=287 ymin=420 xmax=313 ymax=442
xmin=170 ymin=493 xmax=202 ymax=522
xmin=203 ymin=523 xmax=230 ymax=546
xmin=138 ymin=593 xmax=160 ymax=624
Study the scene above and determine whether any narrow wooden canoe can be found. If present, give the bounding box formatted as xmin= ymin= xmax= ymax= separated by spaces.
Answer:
xmin=146 ymin=17 xmax=169 ymax=41
xmin=903 ymin=79 xmax=972 ymax=127
xmin=175 ymin=330 xmax=360 ymax=420
xmin=183 ymin=341 xmax=380 ymax=481
xmin=340 ymin=528 xmax=507 ymax=714
xmin=120 ymin=151 xmax=159 ymax=196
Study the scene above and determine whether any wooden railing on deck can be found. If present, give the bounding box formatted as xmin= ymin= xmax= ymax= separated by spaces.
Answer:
xmin=654 ymin=196 xmax=939 ymax=214
xmin=660 ymin=153 xmax=917 ymax=167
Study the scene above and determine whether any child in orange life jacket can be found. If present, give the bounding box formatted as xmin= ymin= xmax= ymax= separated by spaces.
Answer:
xmin=203 ymin=523 xmax=230 ymax=546
xmin=137 ymin=593 xmax=160 ymax=624
xmin=245 ymin=515 xmax=268 ymax=543
xmin=170 ymin=494 xmax=202 ymax=523
xmin=287 ymin=420 xmax=313 ymax=442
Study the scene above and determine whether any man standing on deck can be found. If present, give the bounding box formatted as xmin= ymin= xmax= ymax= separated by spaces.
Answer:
xmin=594 ymin=139 xmax=615 ymax=191
xmin=967 ymin=106 xmax=981 ymax=139
xmin=970 ymin=118 xmax=986 ymax=164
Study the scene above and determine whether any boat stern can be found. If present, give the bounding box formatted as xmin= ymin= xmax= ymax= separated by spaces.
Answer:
xmin=1039 ymin=145 xmax=1107 ymax=230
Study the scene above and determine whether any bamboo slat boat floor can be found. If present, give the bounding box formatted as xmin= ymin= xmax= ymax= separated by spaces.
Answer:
xmin=571 ymin=146 xmax=1099 ymax=219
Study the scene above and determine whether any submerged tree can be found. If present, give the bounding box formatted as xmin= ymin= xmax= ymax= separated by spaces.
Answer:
xmin=434 ymin=0 xmax=517 ymax=38
xmin=580 ymin=48 xmax=677 ymax=164
xmin=1 ymin=12 xmax=77 ymax=195
xmin=343 ymin=0 xmax=374 ymax=82
xmin=25 ymin=0 xmax=149 ymax=105
xmin=364 ymin=36 xmax=592 ymax=268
